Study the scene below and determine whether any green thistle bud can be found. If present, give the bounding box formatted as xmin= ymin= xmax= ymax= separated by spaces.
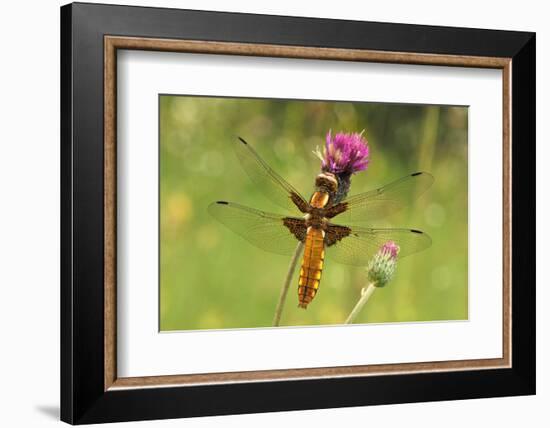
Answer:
xmin=366 ymin=241 xmax=400 ymax=288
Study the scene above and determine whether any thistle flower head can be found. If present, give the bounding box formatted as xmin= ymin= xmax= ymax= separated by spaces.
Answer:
xmin=315 ymin=130 xmax=369 ymax=175
xmin=367 ymin=241 xmax=400 ymax=288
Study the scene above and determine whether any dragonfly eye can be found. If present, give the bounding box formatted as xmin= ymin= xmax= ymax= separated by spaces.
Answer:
xmin=315 ymin=173 xmax=338 ymax=193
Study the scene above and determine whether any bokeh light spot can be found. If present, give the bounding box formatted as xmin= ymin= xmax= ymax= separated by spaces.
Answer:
xmin=425 ymin=202 xmax=446 ymax=227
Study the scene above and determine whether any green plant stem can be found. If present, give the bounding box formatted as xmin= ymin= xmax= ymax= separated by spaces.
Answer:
xmin=345 ymin=283 xmax=377 ymax=324
xmin=272 ymin=242 xmax=304 ymax=327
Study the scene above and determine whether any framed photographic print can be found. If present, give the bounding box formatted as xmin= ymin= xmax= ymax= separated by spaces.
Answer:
xmin=60 ymin=2 xmax=536 ymax=424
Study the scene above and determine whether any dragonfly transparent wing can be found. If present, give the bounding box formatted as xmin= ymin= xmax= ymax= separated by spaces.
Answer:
xmin=208 ymin=201 xmax=306 ymax=256
xmin=235 ymin=137 xmax=309 ymax=214
xmin=329 ymin=172 xmax=434 ymax=224
xmin=325 ymin=223 xmax=432 ymax=266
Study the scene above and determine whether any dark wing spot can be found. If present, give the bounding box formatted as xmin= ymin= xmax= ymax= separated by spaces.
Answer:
xmin=238 ymin=136 xmax=248 ymax=145
xmin=410 ymin=229 xmax=423 ymax=234
xmin=283 ymin=218 xmax=307 ymax=242
xmin=411 ymin=172 xmax=422 ymax=176
xmin=325 ymin=225 xmax=352 ymax=246
xmin=216 ymin=201 xmax=229 ymax=205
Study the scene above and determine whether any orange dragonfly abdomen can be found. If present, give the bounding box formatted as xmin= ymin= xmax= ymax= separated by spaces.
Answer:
xmin=298 ymin=190 xmax=329 ymax=309
xmin=298 ymin=226 xmax=325 ymax=308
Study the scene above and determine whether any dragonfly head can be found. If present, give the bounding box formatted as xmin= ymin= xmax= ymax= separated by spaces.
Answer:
xmin=315 ymin=172 xmax=338 ymax=194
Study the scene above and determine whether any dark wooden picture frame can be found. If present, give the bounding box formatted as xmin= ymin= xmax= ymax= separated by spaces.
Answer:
xmin=61 ymin=2 xmax=535 ymax=424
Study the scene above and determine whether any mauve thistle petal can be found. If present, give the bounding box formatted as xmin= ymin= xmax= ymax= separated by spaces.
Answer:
xmin=322 ymin=131 xmax=369 ymax=174
xmin=381 ymin=241 xmax=400 ymax=260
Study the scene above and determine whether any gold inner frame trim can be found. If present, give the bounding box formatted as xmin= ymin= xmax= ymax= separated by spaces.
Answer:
xmin=104 ymin=35 xmax=512 ymax=391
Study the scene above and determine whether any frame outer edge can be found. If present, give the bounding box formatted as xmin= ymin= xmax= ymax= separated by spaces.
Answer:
xmin=60 ymin=3 xmax=75 ymax=424
xmin=63 ymin=3 xmax=536 ymax=423
xmin=71 ymin=3 xmax=112 ymax=423
xmin=510 ymin=33 xmax=536 ymax=392
xmin=73 ymin=2 xmax=533 ymax=57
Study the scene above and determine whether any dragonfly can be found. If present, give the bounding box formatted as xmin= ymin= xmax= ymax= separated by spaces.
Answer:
xmin=209 ymin=137 xmax=433 ymax=309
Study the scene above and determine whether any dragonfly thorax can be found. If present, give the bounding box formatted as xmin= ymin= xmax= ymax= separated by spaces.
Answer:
xmin=304 ymin=211 xmax=328 ymax=229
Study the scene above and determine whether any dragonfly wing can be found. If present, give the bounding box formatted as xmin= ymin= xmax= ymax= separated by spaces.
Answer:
xmin=235 ymin=137 xmax=310 ymax=214
xmin=324 ymin=223 xmax=432 ymax=266
xmin=208 ymin=201 xmax=306 ymax=256
xmin=328 ymin=172 xmax=434 ymax=224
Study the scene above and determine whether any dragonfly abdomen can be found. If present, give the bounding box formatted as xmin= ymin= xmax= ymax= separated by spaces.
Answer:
xmin=298 ymin=226 xmax=325 ymax=309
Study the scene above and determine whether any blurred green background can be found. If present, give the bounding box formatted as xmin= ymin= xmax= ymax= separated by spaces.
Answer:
xmin=159 ymin=95 xmax=468 ymax=331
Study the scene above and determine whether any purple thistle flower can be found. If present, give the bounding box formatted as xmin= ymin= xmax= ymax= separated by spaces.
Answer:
xmin=319 ymin=130 xmax=369 ymax=175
